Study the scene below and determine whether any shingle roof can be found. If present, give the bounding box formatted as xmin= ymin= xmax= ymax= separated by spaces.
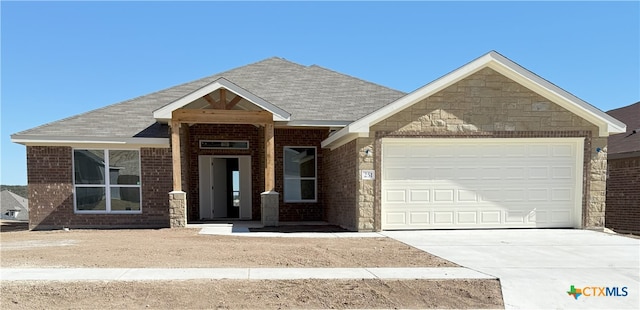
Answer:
xmin=607 ymin=101 xmax=640 ymax=155
xmin=1 ymin=190 xmax=29 ymax=221
xmin=13 ymin=58 xmax=405 ymax=139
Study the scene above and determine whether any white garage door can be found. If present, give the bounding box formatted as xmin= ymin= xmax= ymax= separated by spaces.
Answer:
xmin=381 ymin=138 xmax=583 ymax=230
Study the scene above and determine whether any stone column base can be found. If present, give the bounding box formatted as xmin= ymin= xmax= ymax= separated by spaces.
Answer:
xmin=261 ymin=191 xmax=279 ymax=227
xmin=169 ymin=191 xmax=187 ymax=228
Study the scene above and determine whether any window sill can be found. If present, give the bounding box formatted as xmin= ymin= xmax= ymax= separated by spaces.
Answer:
xmin=74 ymin=211 xmax=143 ymax=215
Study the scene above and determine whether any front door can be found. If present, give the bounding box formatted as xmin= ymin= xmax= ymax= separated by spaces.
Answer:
xmin=198 ymin=155 xmax=252 ymax=220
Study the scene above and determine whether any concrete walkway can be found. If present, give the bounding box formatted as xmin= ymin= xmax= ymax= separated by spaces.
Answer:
xmin=1 ymin=267 xmax=493 ymax=281
xmin=383 ymin=229 xmax=640 ymax=310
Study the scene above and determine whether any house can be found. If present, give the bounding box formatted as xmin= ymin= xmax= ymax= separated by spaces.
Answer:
xmin=11 ymin=51 xmax=626 ymax=231
xmin=605 ymin=102 xmax=640 ymax=234
xmin=1 ymin=190 xmax=29 ymax=221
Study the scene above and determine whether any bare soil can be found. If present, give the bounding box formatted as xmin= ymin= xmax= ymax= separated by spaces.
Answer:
xmin=0 ymin=223 xmax=504 ymax=309
xmin=0 ymin=227 xmax=455 ymax=268
xmin=1 ymin=279 xmax=503 ymax=309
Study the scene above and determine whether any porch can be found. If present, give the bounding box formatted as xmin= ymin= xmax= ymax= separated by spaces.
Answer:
xmin=162 ymin=86 xmax=327 ymax=227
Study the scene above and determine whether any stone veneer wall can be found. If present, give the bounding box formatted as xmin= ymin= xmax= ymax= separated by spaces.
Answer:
xmin=606 ymin=156 xmax=640 ymax=234
xmin=323 ymin=140 xmax=358 ymax=230
xmin=27 ymin=146 xmax=172 ymax=230
xmin=354 ymin=67 xmax=606 ymax=231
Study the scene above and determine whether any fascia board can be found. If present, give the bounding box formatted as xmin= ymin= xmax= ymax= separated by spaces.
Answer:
xmin=283 ymin=120 xmax=351 ymax=127
xmin=321 ymin=132 xmax=363 ymax=149
xmin=11 ymin=135 xmax=169 ymax=148
xmin=152 ymin=78 xmax=291 ymax=122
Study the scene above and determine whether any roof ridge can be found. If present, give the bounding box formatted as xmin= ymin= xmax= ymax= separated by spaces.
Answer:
xmin=306 ymin=64 xmax=406 ymax=95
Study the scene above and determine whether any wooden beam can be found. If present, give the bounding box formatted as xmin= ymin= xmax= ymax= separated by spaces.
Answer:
xmin=225 ymin=95 xmax=242 ymax=110
xmin=170 ymin=120 xmax=182 ymax=192
xmin=219 ymin=89 xmax=226 ymax=106
xmin=203 ymin=94 xmax=216 ymax=106
xmin=172 ymin=109 xmax=273 ymax=125
xmin=264 ymin=122 xmax=275 ymax=192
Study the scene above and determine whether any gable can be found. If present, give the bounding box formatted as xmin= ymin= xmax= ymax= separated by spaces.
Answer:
xmin=152 ymin=78 xmax=292 ymax=122
xmin=322 ymin=51 xmax=626 ymax=149
xmin=371 ymin=67 xmax=598 ymax=134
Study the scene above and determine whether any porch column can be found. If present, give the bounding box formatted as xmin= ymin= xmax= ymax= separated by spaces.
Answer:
xmin=264 ymin=122 xmax=275 ymax=191
xmin=171 ymin=120 xmax=182 ymax=192
xmin=169 ymin=120 xmax=187 ymax=228
xmin=262 ymin=121 xmax=279 ymax=226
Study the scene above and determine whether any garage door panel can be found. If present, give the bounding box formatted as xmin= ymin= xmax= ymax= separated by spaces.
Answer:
xmin=381 ymin=138 xmax=582 ymax=230
xmin=410 ymin=212 xmax=429 ymax=224
xmin=385 ymin=190 xmax=406 ymax=203
xmin=481 ymin=211 xmax=501 ymax=224
xmin=433 ymin=212 xmax=454 ymax=224
xmin=457 ymin=212 xmax=477 ymax=224
xmin=552 ymin=145 xmax=574 ymax=157
xmin=386 ymin=212 xmax=406 ymax=225
xmin=410 ymin=190 xmax=430 ymax=202
xmin=433 ymin=189 xmax=455 ymax=202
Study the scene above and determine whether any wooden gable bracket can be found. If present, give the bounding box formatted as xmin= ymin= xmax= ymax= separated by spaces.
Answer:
xmin=202 ymin=89 xmax=242 ymax=110
xmin=226 ymin=95 xmax=242 ymax=110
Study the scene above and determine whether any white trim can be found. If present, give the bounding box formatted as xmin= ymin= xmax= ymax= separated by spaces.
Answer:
xmin=11 ymin=136 xmax=169 ymax=148
xmin=281 ymin=120 xmax=352 ymax=127
xmin=283 ymin=146 xmax=318 ymax=203
xmin=322 ymin=51 xmax=626 ymax=148
xmin=72 ymin=149 xmax=143 ymax=214
xmin=152 ymin=77 xmax=291 ymax=122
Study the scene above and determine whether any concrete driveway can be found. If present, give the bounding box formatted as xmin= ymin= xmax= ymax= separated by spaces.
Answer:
xmin=383 ymin=229 xmax=639 ymax=309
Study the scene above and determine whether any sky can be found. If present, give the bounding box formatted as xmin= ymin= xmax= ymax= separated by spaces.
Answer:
xmin=1 ymin=1 xmax=639 ymax=185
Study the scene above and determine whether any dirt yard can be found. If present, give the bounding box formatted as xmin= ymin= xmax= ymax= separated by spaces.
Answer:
xmin=0 ymin=224 xmax=504 ymax=309
xmin=2 ymin=279 xmax=503 ymax=309
xmin=0 ymin=227 xmax=455 ymax=268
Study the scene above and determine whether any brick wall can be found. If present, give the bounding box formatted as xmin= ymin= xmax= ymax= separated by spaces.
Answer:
xmin=27 ymin=146 xmax=74 ymax=230
xmin=186 ymin=124 xmax=263 ymax=221
xmin=606 ymin=156 xmax=640 ymax=233
xmin=185 ymin=125 xmax=328 ymax=222
xmin=323 ymin=140 xmax=357 ymax=230
xmin=27 ymin=146 xmax=172 ymax=230
xmin=275 ymin=128 xmax=329 ymax=221
xmin=355 ymin=67 xmax=604 ymax=230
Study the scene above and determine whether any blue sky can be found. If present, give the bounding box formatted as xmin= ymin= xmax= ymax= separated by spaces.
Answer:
xmin=1 ymin=1 xmax=639 ymax=185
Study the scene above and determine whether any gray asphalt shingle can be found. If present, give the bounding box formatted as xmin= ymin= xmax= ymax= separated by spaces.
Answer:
xmin=14 ymin=58 xmax=405 ymax=139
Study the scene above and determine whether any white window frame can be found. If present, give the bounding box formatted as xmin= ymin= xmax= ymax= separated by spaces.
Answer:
xmin=199 ymin=140 xmax=250 ymax=150
xmin=283 ymin=146 xmax=317 ymax=203
xmin=72 ymin=149 xmax=142 ymax=214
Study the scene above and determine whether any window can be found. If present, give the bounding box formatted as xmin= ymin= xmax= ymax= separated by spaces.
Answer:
xmin=73 ymin=149 xmax=141 ymax=213
xmin=200 ymin=140 xmax=249 ymax=149
xmin=283 ymin=147 xmax=316 ymax=202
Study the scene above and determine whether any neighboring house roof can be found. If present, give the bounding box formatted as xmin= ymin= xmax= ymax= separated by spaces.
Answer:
xmin=606 ymin=101 xmax=640 ymax=157
xmin=1 ymin=190 xmax=29 ymax=221
xmin=323 ymin=51 xmax=626 ymax=148
xmin=11 ymin=57 xmax=405 ymax=145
